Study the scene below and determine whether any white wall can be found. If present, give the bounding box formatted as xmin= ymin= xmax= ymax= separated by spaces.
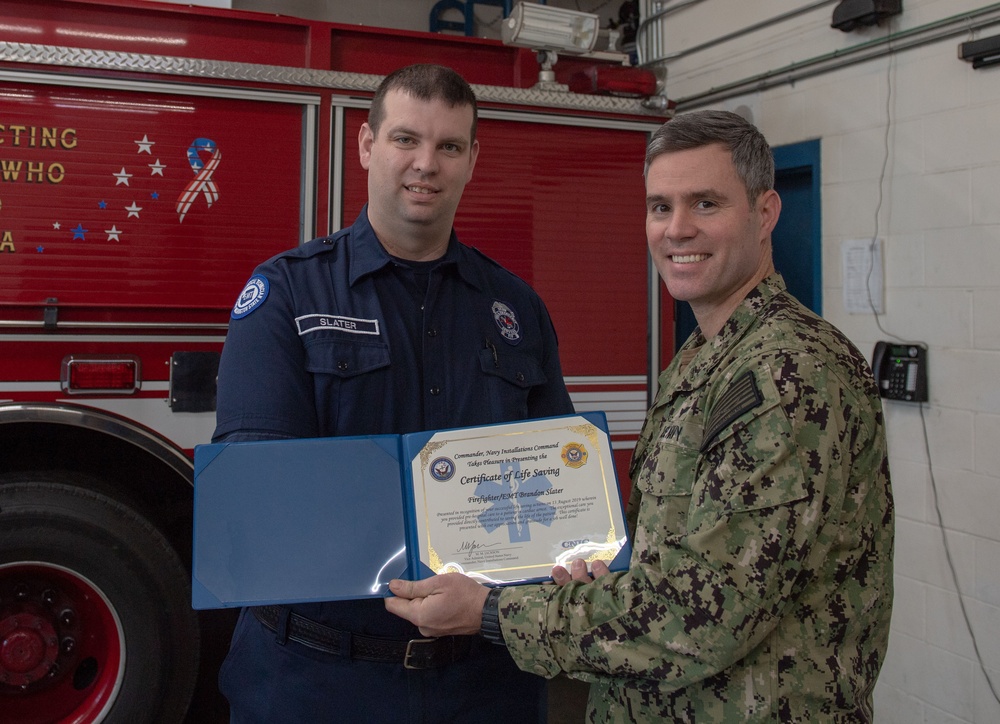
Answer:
xmin=233 ymin=0 xmax=1000 ymax=720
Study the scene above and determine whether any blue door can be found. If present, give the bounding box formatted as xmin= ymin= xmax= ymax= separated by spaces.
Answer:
xmin=772 ymin=139 xmax=821 ymax=313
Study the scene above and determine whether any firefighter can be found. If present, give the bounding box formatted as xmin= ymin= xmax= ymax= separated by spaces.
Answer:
xmin=213 ymin=64 xmax=573 ymax=722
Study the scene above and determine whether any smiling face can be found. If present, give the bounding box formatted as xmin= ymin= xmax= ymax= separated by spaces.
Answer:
xmin=358 ymin=89 xmax=479 ymax=261
xmin=645 ymin=143 xmax=781 ymax=338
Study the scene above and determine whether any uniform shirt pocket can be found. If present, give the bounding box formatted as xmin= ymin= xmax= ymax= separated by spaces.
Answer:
xmin=477 ymin=346 xmax=547 ymax=420
xmin=478 ymin=346 xmax=547 ymax=388
xmin=304 ymin=337 xmax=390 ymax=377
xmin=302 ymin=338 xmax=391 ymax=433
xmin=633 ymin=417 xmax=703 ymax=540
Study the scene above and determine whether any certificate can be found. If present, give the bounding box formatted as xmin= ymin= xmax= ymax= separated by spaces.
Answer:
xmin=403 ymin=413 xmax=629 ymax=585
xmin=191 ymin=412 xmax=630 ymax=609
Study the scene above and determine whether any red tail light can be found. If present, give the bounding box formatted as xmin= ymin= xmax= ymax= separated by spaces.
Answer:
xmin=60 ymin=356 xmax=141 ymax=394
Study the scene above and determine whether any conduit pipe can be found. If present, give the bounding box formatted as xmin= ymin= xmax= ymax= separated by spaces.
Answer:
xmin=671 ymin=2 xmax=1000 ymax=110
xmin=637 ymin=0 xmax=839 ymax=66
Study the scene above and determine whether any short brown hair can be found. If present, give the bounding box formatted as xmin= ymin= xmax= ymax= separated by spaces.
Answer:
xmin=368 ymin=64 xmax=478 ymax=142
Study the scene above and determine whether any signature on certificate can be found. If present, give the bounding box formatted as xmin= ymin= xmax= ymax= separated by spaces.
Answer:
xmin=458 ymin=539 xmax=502 ymax=554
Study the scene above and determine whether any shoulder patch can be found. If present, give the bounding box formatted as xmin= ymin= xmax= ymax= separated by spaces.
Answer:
xmin=700 ymin=370 xmax=764 ymax=452
xmin=231 ymin=274 xmax=269 ymax=319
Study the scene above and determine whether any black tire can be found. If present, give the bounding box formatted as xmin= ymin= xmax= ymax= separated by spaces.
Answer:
xmin=0 ymin=474 xmax=200 ymax=723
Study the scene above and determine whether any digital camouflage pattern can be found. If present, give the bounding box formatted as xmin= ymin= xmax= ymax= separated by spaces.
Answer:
xmin=499 ymin=275 xmax=894 ymax=722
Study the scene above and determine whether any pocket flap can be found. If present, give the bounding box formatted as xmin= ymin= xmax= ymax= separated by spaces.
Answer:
xmin=478 ymin=347 xmax=546 ymax=389
xmin=304 ymin=339 xmax=390 ymax=378
xmin=634 ymin=417 xmax=703 ymax=498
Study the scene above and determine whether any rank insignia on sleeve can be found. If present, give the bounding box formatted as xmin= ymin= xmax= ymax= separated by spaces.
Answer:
xmin=492 ymin=300 xmax=521 ymax=345
xmin=231 ymin=274 xmax=269 ymax=319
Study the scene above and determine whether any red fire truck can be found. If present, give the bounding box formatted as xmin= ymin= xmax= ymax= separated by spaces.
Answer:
xmin=0 ymin=0 xmax=671 ymax=720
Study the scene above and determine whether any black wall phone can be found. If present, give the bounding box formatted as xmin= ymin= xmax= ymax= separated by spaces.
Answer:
xmin=872 ymin=341 xmax=928 ymax=402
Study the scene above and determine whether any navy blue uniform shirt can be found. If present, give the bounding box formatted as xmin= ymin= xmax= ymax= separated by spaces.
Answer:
xmin=216 ymin=206 xmax=572 ymax=446
xmin=214 ymin=208 xmax=573 ymax=722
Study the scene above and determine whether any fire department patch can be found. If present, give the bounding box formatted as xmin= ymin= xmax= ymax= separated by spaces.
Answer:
xmin=492 ymin=300 xmax=521 ymax=345
xmin=561 ymin=442 xmax=588 ymax=468
xmin=231 ymin=274 xmax=269 ymax=319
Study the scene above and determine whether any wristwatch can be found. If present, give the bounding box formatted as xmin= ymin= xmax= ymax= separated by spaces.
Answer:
xmin=480 ymin=586 xmax=506 ymax=646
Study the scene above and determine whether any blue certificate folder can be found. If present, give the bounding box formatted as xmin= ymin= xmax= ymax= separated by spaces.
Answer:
xmin=192 ymin=412 xmax=629 ymax=609
xmin=192 ymin=434 xmax=408 ymax=609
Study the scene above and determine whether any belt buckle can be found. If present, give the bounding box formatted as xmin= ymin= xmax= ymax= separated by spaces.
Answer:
xmin=403 ymin=638 xmax=440 ymax=670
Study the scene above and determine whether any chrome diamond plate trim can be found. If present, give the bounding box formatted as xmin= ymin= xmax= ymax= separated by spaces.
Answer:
xmin=0 ymin=41 xmax=379 ymax=90
xmin=0 ymin=41 xmax=668 ymax=118
xmin=473 ymin=82 xmax=665 ymax=117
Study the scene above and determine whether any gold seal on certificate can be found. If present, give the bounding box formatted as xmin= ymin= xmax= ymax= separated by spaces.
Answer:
xmin=405 ymin=413 xmax=629 ymax=585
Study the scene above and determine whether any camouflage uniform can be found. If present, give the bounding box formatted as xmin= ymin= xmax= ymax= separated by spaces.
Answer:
xmin=499 ymin=274 xmax=894 ymax=722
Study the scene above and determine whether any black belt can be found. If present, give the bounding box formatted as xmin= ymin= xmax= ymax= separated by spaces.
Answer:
xmin=251 ymin=605 xmax=471 ymax=670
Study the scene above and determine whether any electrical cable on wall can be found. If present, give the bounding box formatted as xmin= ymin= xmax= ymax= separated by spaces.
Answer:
xmin=870 ymin=24 xmax=1000 ymax=707
xmin=866 ymin=47 xmax=902 ymax=344
xmin=573 ymin=0 xmax=614 ymax=13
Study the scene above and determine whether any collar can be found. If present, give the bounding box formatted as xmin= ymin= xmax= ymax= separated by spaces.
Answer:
xmin=670 ymin=273 xmax=788 ymax=392
xmin=346 ymin=205 xmax=487 ymax=291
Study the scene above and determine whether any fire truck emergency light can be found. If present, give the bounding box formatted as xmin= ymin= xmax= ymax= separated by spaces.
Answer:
xmin=501 ymin=2 xmax=600 ymax=55
xmin=60 ymin=355 xmax=141 ymax=394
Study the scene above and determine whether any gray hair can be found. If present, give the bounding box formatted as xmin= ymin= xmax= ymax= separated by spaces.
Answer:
xmin=644 ymin=110 xmax=774 ymax=204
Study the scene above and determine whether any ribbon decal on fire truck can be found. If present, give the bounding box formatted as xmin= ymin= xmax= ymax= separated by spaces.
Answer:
xmin=176 ymin=138 xmax=221 ymax=222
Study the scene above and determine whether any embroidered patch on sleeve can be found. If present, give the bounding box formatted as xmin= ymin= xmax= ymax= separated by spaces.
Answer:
xmin=700 ymin=370 xmax=764 ymax=453
xmin=231 ymin=275 xmax=269 ymax=319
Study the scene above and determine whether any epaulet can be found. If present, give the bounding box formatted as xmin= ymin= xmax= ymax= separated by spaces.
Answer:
xmin=464 ymin=243 xmax=507 ymax=270
xmin=462 ymin=242 xmax=527 ymax=286
xmin=284 ymin=230 xmax=348 ymax=259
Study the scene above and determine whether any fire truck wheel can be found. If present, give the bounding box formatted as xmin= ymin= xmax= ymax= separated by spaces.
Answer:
xmin=0 ymin=477 xmax=200 ymax=724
